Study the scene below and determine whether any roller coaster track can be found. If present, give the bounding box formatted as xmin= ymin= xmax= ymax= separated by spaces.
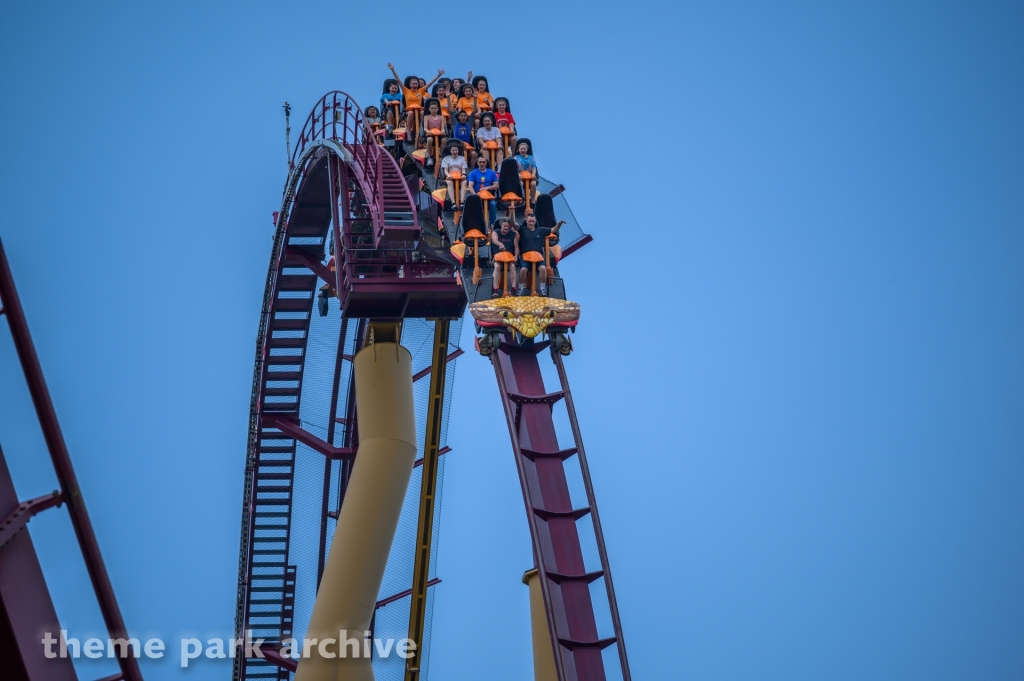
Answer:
xmin=234 ymin=91 xmax=629 ymax=681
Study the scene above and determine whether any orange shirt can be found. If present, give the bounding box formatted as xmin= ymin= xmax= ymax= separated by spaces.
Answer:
xmin=456 ymin=96 xmax=476 ymax=115
xmin=440 ymin=95 xmax=453 ymax=118
xmin=402 ymin=86 xmax=427 ymax=109
xmin=476 ymin=92 xmax=494 ymax=110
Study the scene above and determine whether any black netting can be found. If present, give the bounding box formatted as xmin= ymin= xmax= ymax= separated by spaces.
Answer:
xmin=265 ymin=315 xmax=461 ymax=681
xmin=538 ymin=176 xmax=586 ymax=249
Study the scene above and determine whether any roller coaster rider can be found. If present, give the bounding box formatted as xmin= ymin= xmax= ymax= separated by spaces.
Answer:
xmin=380 ymin=79 xmax=402 ymax=128
xmin=456 ymin=84 xmax=478 ymax=122
xmin=421 ymin=98 xmax=446 ymax=166
xmin=476 ymin=112 xmax=503 ymax=168
xmin=516 ymin=212 xmax=564 ymax=297
xmin=467 ymin=155 xmax=498 ymax=223
xmin=450 ymin=110 xmax=475 ymax=164
xmin=491 ymin=217 xmax=519 ymax=297
xmin=493 ymin=97 xmax=516 ymax=154
xmin=432 ymin=81 xmax=454 ymax=127
xmin=450 ymin=76 xmax=465 ymax=99
xmin=513 ymin=138 xmax=538 ymax=205
xmin=441 ymin=142 xmax=468 ymax=208
xmin=364 ymin=106 xmax=383 ymax=140
xmin=387 ymin=63 xmax=445 ymax=140
xmin=471 ymin=75 xmax=494 ymax=128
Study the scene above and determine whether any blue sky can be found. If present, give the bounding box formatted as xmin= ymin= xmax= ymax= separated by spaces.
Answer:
xmin=1 ymin=1 xmax=1022 ymax=679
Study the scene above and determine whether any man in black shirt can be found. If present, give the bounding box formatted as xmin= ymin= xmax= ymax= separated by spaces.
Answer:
xmin=517 ymin=213 xmax=564 ymax=296
xmin=490 ymin=218 xmax=519 ymax=297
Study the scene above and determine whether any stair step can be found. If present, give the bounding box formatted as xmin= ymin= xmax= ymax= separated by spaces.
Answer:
xmin=271 ymin=319 xmax=309 ymax=331
xmin=256 ymin=485 xmax=292 ymax=494
xmin=264 ymin=371 xmax=302 ymax=381
xmin=267 ymin=337 xmax=306 ymax=348
xmin=263 ymin=388 xmax=300 ymax=397
xmin=277 ymin=275 xmax=316 ymax=291
xmin=273 ymin=298 xmax=313 ymax=312
xmin=265 ymin=355 xmax=304 ymax=366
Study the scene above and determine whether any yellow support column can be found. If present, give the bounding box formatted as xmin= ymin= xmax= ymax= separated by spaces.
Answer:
xmin=296 ymin=323 xmax=417 ymax=681
xmin=523 ymin=569 xmax=559 ymax=681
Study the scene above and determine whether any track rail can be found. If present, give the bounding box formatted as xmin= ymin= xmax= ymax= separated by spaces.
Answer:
xmin=491 ymin=338 xmax=631 ymax=681
xmin=233 ymin=92 xmax=417 ymax=681
xmin=234 ymin=91 xmax=463 ymax=681
xmin=237 ymin=86 xmax=619 ymax=681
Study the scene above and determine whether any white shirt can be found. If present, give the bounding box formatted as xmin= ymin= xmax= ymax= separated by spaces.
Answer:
xmin=441 ymin=155 xmax=467 ymax=176
xmin=477 ymin=126 xmax=501 ymax=143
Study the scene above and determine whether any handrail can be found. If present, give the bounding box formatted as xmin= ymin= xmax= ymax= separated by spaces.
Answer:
xmin=290 ymin=91 xmax=365 ymax=165
xmin=290 ymin=90 xmax=414 ymax=246
xmin=291 ymin=91 xmax=380 ymax=235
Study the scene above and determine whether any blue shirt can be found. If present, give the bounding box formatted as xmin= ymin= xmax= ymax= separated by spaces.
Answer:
xmin=452 ymin=122 xmax=473 ymax=143
xmin=468 ymin=168 xmax=497 ymax=193
xmin=380 ymin=92 xmax=403 ymax=111
xmin=515 ymin=154 xmax=537 ymax=173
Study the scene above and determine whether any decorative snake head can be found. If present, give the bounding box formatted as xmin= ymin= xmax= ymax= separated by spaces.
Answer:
xmin=469 ymin=296 xmax=581 ymax=338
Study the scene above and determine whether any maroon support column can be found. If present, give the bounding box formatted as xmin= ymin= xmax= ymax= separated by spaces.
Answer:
xmin=0 ymin=236 xmax=143 ymax=681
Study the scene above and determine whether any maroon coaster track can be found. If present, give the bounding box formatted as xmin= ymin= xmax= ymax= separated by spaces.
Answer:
xmin=0 ymin=88 xmax=629 ymax=681
xmin=233 ymin=89 xmax=630 ymax=681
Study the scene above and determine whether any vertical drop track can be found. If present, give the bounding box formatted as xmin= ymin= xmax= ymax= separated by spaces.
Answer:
xmin=492 ymin=337 xmax=632 ymax=681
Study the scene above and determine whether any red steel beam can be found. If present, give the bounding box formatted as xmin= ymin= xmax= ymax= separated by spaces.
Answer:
xmin=376 ymin=577 xmax=441 ymax=610
xmin=0 ymin=236 xmax=144 ymax=681
xmin=284 ymin=245 xmax=334 ymax=286
xmin=0 ymin=491 xmax=63 ymax=549
xmin=261 ymin=414 xmax=355 ymax=460
xmin=413 ymin=446 xmax=450 ymax=469
xmin=412 ymin=348 xmax=464 ymax=382
xmin=261 ymin=648 xmax=297 ymax=673
xmin=559 ymin=234 xmax=593 ymax=261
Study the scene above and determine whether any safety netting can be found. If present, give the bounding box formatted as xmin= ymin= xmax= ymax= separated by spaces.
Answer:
xmin=278 ymin=312 xmax=462 ymax=681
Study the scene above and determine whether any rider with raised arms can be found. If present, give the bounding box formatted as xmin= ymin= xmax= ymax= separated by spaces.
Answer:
xmin=387 ymin=63 xmax=444 ymax=133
